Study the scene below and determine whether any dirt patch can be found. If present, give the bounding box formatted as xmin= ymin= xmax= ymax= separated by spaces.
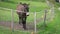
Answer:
xmin=0 ymin=21 xmax=36 ymax=31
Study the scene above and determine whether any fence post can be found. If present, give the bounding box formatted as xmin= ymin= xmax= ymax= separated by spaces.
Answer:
xmin=34 ymin=12 xmax=37 ymax=34
xmin=44 ymin=9 xmax=47 ymax=27
xmin=11 ymin=9 xmax=14 ymax=32
xmin=59 ymin=0 xmax=60 ymax=3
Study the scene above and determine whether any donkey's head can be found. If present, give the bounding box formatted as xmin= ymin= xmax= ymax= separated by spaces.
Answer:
xmin=22 ymin=3 xmax=29 ymax=12
xmin=18 ymin=2 xmax=29 ymax=12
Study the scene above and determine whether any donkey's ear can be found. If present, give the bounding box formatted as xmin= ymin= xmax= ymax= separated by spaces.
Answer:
xmin=20 ymin=2 xmax=22 ymax=4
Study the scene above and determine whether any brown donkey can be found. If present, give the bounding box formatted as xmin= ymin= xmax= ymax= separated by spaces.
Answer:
xmin=16 ymin=2 xmax=29 ymax=30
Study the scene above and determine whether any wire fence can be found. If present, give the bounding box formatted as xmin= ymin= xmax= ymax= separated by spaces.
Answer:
xmin=0 ymin=7 xmax=55 ymax=34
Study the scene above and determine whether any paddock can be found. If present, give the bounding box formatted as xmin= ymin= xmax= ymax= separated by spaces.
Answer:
xmin=0 ymin=7 xmax=55 ymax=34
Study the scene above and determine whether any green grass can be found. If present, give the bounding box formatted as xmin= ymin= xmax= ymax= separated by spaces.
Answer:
xmin=0 ymin=1 xmax=48 ymax=23
xmin=37 ymin=8 xmax=60 ymax=34
xmin=0 ymin=9 xmax=44 ymax=23
xmin=0 ymin=26 xmax=31 ymax=34
xmin=0 ymin=1 xmax=48 ymax=11
xmin=0 ymin=1 xmax=47 ymax=22
xmin=0 ymin=0 xmax=60 ymax=34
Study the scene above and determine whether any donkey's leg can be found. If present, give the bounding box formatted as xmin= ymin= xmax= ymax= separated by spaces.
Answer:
xmin=19 ymin=16 xmax=22 ymax=24
xmin=22 ymin=17 xmax=27 ymax=30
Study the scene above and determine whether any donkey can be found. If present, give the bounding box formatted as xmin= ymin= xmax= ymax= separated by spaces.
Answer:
xmin=16 ymin=2 xmax=29 ymax=30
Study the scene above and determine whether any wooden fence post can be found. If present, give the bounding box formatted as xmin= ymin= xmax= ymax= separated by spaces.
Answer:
xmin=11 ymin=9 xmax=14 ymax=32
xmin=59 ymin=0 xmax=60 ymax=3
xmin=44 ymin=9 xmax=47 ymax=27
xmin=34 ymin=12 xmax=37 ymax=34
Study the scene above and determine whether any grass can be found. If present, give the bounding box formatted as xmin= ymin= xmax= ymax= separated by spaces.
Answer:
xmin=0 ymin=1 xmax=48 ymax=34
xmin=0 ymin=9 xmax=44 ymax=23
xmin=0 ymin=0 xmax=47 ymax=22
xmin=0 ymin=0 xmax=48 ymax=22
xmin=0 ymin=1 xmax=48 ymax=11
xmin=37 ymin=8 xmax=60 ymax=34
xmin=0 ymin=0 xmax=60 ymax=34
xmin=0 ymin=26 xmax=31 ymax=34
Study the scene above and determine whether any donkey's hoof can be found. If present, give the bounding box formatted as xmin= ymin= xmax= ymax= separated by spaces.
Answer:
xmin=24 ymin=28 xmax=28 ymax=30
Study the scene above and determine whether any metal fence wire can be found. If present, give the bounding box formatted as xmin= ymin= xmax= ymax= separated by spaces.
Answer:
xmin=0 ymin=7 xmax=55 ymax=34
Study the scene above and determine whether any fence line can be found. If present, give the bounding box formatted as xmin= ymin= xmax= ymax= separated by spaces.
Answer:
xmin=0 ymin=7 xmax=45 ymax=13
xmin=0 ymin=7 xmax=55 ymax=34
xmin=0 ymin=7 xmax=39 ymax=34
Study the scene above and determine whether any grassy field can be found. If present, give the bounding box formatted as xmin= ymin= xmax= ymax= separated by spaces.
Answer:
xmin=0 ymin=26 xmax=31 ymax=34
xmin=0 ymin=0 xmax=47 ymax=22
xmin=0 ymin=0 xmax=60 ymax=34
xmin=37 ymin=8 xmax=60 ymax=34
xmin=0 ymin=8 xmax=44 ymax=23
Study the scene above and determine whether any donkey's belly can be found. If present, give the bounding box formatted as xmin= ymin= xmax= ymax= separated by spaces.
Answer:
xmin=17 ymin=12 xmax=26 ymax=17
